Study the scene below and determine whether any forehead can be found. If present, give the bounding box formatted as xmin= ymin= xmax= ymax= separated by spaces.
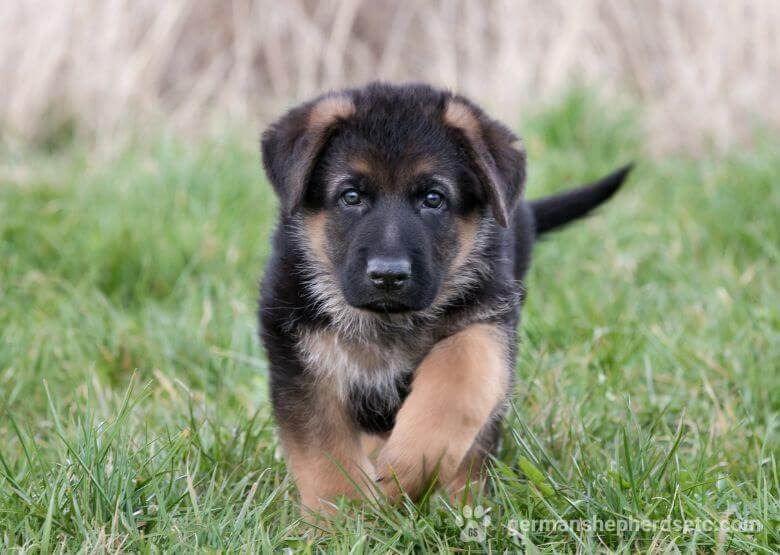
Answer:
xmin=319 ymin=89 xmax=462 ymax=189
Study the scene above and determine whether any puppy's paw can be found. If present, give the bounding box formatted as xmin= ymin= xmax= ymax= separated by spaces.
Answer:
xmin=374 ymin=442 xmax=450 ymax=502
xmin=374 ymin=447 xmax=421 ymax=502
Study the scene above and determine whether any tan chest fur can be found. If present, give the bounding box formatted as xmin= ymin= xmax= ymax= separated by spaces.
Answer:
xmin=296 ymin=328 xmax=416 ymax=407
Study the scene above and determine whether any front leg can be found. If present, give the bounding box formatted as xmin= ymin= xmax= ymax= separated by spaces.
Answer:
xmin=278 ymin=386 xmax=375 ymax=514
xmin=375 ymin=323 xmax=510 ymax=500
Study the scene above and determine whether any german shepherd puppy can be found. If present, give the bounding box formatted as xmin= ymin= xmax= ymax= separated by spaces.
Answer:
xmin=259 ymin=82 xmax=631 ymax=513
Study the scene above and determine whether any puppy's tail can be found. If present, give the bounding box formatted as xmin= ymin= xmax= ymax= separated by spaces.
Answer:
xmin=529 ymin=164 xmax=633 ymax=236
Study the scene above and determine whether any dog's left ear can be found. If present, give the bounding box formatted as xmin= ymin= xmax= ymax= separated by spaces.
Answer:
xmin=261 ymin=93 xmax=355 ymax=215
xmin=444 ymin=97 xmax=526 ymax=227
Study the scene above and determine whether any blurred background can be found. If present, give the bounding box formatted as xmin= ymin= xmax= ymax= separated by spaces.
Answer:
xmin=1 ymin=0 xmax=778 ymax=153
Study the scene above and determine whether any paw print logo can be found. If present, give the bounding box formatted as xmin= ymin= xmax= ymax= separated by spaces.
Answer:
xmin=454 ymin=505 xmax=491 ymax=543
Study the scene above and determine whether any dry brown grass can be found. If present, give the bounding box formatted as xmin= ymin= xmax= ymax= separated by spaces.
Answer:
xmin=1 ymin=0 xmax=778 ymax=153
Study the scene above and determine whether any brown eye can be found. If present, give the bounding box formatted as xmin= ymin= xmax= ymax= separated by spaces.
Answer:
xmin=422 ymin=190 xmax=444 ymax=209
xmin=341 ymin=189 xmax=362 ymax=206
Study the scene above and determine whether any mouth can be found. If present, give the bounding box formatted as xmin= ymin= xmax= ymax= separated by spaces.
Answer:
xmin=357 ymin=300 xmax=415 ymax=314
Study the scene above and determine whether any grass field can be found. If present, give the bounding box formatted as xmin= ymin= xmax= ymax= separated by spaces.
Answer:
xmin=0 ymin=92 xmax=778 ymax=552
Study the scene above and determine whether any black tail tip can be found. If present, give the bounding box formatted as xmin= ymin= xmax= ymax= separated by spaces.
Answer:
xmin=598 ymin=163 xmax=635 ymax=197
xmin=611 ymin=162 xmax=635 ymax=185
xmin=615 ymin=162 xmax=635 ymax=179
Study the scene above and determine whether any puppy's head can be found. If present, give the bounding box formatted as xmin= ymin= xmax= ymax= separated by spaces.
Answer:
xmin=262 ymin=83 xmax=525 ymax=314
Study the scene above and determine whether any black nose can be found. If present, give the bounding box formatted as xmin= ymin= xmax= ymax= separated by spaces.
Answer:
xmin=366 ymin=257 xmax=411 ymax=290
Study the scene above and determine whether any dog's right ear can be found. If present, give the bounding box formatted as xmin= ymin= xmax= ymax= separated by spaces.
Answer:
xmin=261 ymin=94 xmax=355 ymax=215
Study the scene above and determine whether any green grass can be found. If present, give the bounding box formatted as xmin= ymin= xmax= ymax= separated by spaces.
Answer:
xmin=0 ymin=92 xmax=778 ymax=552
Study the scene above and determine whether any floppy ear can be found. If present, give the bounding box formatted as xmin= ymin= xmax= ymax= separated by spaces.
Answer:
xmin=443 ymin=97 xmax=526 ymax=227
xmin=261 ymin=94 xmax=355 ymax=215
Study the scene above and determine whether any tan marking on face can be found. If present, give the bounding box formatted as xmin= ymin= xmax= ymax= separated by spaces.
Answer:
xmin=510 ymin=138 xmax=524 ymax=152
xmin=451 ymin=215 xmax=479 ymax=274
xmin=375 ymin=323 xmax=509 ymax=500
xmin=303 ymin=212 xmax=329 ymax=267
xmin=348 ymin=157 xmax=373 ymax=176
xmin=409 ymin=156 xmax=438 ymax=178
xmin=309 ymin=95 xmax=356 ymax=129
xmin=281 ymin=387 xmax=375 ymax=515
xmin=345 ymin=154 xmax=443 ymax=196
